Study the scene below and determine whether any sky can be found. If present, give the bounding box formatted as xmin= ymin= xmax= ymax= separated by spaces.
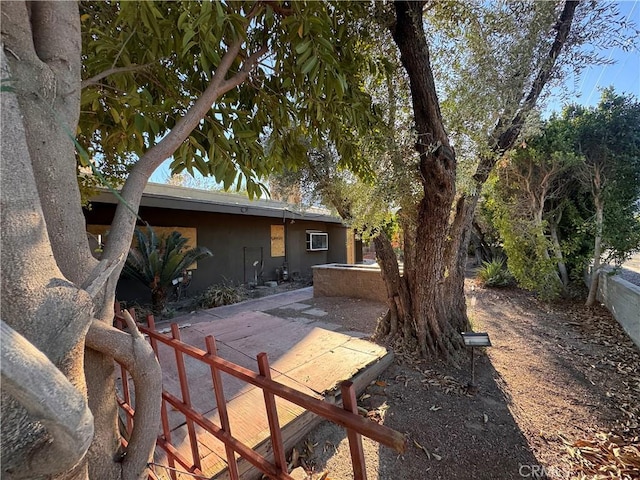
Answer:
xmin=151 ymin=1 xmax=640 ymax=184
xmin=544 ymin=0 xmax=639 ymax=114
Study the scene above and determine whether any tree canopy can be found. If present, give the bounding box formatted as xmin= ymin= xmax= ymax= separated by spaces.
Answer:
xmin=267 ymin=1 xmax=635 ymax=358
xmin=484 ymin=90 xmax=640 ymax=300
xmin=79 ymin=1 xmax=379 ymax=197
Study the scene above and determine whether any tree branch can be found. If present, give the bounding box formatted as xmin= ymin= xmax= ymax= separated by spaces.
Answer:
xmin=446 ymin=1 xmax=580 ymax=269
xmin=85 ymin=318 xmax=162 ymax=480
xmin=82 ymin=253 xmax=126 ymax=299
xmin=0 ymin=1 xmax=40 ymax=65
xmin=1 ymin=320 xmax=94 ymax=477
xmin=221 ymin=43 xmax=269 ymax=92
xmin=263 ymin=1 xmax=293 ymax=16
xmin=81 ymin=63 xmax=153 ymax=89
xmin=103 ymin=23 xmax=265 ymax=268
xmin=493 ymin=1 xmax=579 ymax=154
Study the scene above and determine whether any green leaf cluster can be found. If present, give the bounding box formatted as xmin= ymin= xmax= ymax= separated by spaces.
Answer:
xmin=123 ymin=227 xmax=212 ymax=313
xmin=567 ymin=90 xmax=640 ymax=264
xmin=79 ymin=1 xmax=379 ymax=198
xmin=492 ymin=207 xmax=563 ymax=299
xmin=476 ymin=259 xmax=513 ymax=287
xmin=483 ymin=90 xmax=640 ymax=298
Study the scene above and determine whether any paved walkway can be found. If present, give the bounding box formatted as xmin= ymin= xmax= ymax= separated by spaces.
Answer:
xmin=158 ymin=287 xmax=316 ymax=327
xmin=619 ymin=252 xmax=640 ymax=286
xmin=149 ymin=287 xmax=392 ymax=479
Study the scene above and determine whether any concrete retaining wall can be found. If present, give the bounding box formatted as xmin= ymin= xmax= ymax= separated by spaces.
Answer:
xmin=312 ymin=264 xmax=387 ymax=302
xmin=590 ymin=268 xmax=640 ymax=349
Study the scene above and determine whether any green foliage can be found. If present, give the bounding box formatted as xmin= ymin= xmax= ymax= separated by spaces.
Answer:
xmin=199 ymin=283 xmax=246 ymax=309
xmin=380 ymin=214 xmax=400 ymax=245
xmin=557 ymin=201 xmax=593 ymax=281
xmin=436 ymin=1 xmax=560 ymax=172
xmin=268 ymin=139 xmax=393 ymax=241
xmin=500 ymin=219 xmax=563 ymax=299
xmin=483 ymin=90 xmax=640 ymax=300
xmin=432 ymin=2 xmax=635 ymax=195
xmin=476 ymin=259 xmax=513 ymax=287
xmin=79 ymin=1 xmax=379 ymax=197
xmin=568 ymin=89 xmax=640 ymax=265
xmin=123 ymin=227 xmax=212 ymax=314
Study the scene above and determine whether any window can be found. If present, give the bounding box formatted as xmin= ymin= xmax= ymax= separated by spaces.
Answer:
xmin=306 ymin=231 xmax=328 ymax=251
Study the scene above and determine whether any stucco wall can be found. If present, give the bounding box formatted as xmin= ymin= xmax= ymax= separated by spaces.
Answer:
xmin=591 ymin=269 xmax=640 ymax=349
xmin=84 ymin=203 xmax=352 ymax=302
xmin=312 ymin=264 xmax=387 ymax=302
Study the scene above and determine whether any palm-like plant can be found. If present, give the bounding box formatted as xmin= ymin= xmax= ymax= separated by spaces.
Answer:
xmin=123 ymin=228 xmax=212 ymax=314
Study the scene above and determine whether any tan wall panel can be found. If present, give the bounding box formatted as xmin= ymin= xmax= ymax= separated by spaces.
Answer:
xmin=346 ymin=229 xmax=355 ymax=264
xmin=270 ymin=224 xmax=285 ymax=257
xmin=87 ymin=225 xmax=199 ymax=268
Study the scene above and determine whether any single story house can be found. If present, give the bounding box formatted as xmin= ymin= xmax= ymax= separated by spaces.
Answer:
xmin=84 ymin=183 xmax=362 ymax=303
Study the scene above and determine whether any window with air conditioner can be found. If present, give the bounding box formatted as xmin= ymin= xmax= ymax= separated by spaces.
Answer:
xmin=306 ymin=232 xmax=328 ymax=251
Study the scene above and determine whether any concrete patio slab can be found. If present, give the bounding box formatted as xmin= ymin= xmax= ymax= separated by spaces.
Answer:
xmin=148 ymin=286 xmax=392 ymax=480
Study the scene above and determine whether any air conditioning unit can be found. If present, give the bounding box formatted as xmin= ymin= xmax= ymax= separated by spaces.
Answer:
xmin=306 ymin=232 xmax=328 ymax=251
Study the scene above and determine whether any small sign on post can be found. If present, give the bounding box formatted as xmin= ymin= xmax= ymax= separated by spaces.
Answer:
xmin=461 ymin=332 xmax=491 ymax=392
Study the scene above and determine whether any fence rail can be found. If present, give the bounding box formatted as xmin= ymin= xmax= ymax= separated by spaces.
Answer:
xmin=115 ymin=304 xmax=406 ymax=480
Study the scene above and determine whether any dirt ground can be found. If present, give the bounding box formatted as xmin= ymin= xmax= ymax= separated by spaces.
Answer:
xmin=283 ymin=278 xmax=640 ymax=480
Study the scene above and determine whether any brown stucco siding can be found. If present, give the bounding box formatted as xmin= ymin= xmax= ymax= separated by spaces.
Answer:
xmin=84 ymin=203 xmax=350 ymax=302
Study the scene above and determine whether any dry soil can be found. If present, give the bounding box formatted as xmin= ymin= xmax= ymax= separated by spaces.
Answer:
xmin=279 ymin=278 xmax=640 ymax=480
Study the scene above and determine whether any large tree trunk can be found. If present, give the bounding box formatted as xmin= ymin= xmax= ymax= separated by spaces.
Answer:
xmin=1 ymin=46 xmax=94 ymax=480
xmin=373 ymin=232 xmax=413 ymax=341
xmin=388 ymin=1 xmax=467 ymax=359
xmin=1 ymin=4 xmax=162 ymax=479
xmin=375 ymin=0 xmax=578 ymax=359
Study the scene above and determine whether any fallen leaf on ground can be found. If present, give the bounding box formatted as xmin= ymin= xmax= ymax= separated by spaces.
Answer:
xmin=413 ymin=439 xmax=430 ymax=459
xmin=563 ymin=432 xmax=640 ymax=478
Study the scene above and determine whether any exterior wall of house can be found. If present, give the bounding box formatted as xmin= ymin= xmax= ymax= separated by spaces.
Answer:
xmin=84 ymin=202 xmax=352 ymax=303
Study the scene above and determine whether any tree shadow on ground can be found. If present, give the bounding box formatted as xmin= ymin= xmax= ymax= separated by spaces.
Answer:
xmin=298 ymin=353 xmax=548 ymax=480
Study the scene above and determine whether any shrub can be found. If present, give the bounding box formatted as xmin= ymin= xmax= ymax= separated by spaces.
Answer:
xmin=477 ymin=259 xmax=513 ymax=287
xmin=123 ymin=227 xmax=212 ymax=314
xmin=199 ymin=283 xmax=246 ymax=308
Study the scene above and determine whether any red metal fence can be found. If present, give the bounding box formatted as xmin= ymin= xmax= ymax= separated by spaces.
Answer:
xmin=115 ymin=305 xmax=405 ymax=480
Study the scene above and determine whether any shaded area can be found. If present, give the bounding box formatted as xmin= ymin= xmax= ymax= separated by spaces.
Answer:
xmin=298 ymin=355 xmax=541 ymax=479
xmin=289 ymin=277 xmax=639 ymax=479
xmin=474 ymin=286 xmax=639 ymax=478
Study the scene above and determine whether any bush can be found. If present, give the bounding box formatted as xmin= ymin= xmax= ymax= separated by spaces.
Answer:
xmin=123 ymin=227 xmax=212 ymax=314
xmin=477 ymin=259 xmax=513 ymax=287
xmin=199 ymin=283 xmax=246 ymax=308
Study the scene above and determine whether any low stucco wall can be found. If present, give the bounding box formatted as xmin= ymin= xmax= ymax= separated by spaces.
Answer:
xmin=312 ymin=264 xmax=387 ymax=302
xmin=590 ymin=268 xmax=640 ymax=349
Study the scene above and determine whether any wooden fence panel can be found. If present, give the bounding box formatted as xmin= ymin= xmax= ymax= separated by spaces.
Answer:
xmin=114 ymin=306 xmax=406 ymax=480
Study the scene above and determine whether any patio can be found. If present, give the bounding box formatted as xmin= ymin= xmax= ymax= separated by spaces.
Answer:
xmin=145 ymin=288 xmax=393 ymax=479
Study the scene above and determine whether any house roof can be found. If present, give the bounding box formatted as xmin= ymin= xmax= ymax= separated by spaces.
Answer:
xmin=90 ymin=183 xmax=344 ymax=224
